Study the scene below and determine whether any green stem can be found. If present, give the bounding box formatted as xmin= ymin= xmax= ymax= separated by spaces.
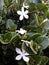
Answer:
xmin=35 ymin=13 xmax=39 ymax=26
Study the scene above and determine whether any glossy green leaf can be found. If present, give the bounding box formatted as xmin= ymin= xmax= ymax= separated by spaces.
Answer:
xmin=0 ymin=16 xmax=2 ymax=23
xmin=30 ymin=40 xmax=40 ymax=54
xmin=0 ymin=32 xmax=17 ymax=44
xmin=35 ymin=36 xmax=49 ymax=51
xmin=6 ymin=19 xmax=17 ymax=31
xmin=27 ymin=33 xmax=41 ymax=40
xmin=36 ymin=3 xmax=48 ymax=12
xmin=34 ymin=55 xmax=49 ymax=65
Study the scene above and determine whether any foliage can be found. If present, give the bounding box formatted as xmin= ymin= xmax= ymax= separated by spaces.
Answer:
xmin=0 ymin=0 xmax=49 ymax=65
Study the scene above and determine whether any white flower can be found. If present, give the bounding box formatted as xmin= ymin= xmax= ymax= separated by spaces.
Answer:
xmin=23 ymin=3 xmax=29 ymax=9
xmin=21 ymin=40 xmax=31 ymax=47
xmin=16 ymin=0 xmax=18 ymax=3
xmin=15 ymin=48 xmax=29 ymax=62
xmin=15 ymin=28 xmax=27 ymax=35
xmin=42 ymin=0 xmax=48 ymax=5
xmin=17 ymin=7 xmax=29 ymax=20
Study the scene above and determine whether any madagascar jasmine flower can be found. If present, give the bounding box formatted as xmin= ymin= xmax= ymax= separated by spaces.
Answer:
xmin=21 ymin=40 xmax=31 ymax=47
xmin=42 ymin=0 xmax=48 ymax=5
xmin=16 ymin=0 xmax=18 ymax=3
xmin=15 ymin=28 xmax=27 ymax=34
xmin=15 ymin=48 xmax=29 ymax=62
xmin=23 ymin=3 xmax=29 ymax=9
xmin=42 ymin=0 xmax=45 ymax=4
xmin=17 ymin=7 xmax=29 ymax=20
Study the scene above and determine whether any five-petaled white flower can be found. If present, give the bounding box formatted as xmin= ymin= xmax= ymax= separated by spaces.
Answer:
xmin=15 ymin=48 xmax=29 ymax=62
xmin=23 ymin=3 xmax=29 ymax=9
xmin=17 ymin=7 xmax=29 ymax=20
xmin=15 ymin=28 xmax=27 ymax=35
xmin=21 ymin=40 xmax=31 ymax=47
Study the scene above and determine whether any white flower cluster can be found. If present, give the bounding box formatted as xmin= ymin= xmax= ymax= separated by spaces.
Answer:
xmin=15 ymin=28 xmax=40 ymax=62
xmin=15 ymin=3 xmax=40 ymax=62
xmin=15 ymin=28 xmax=30 ymax=62
xmin=17 ymin=3 xmax=29 ymax=20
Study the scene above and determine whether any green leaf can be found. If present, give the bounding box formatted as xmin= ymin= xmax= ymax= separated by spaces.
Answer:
xmin=27 ymin=55 xmax=48 ymax=65
xmin=30 ymin=40 xmax=37 ymax=54
xmin=15 ymin=0 xmax=22 ymax=10
xmin=30 ymin=40 xmax=40 ymax=54
xmin=27 ymin=33 xmax=41 ymax=40
xmin=6 ymin=19 xmax=17 ymax=31
xmin=0 ymin=16 xmax=2 ymax=23
xmin=46 ymin=11 xmax=49 ymax=18
xmin=35 ymin=13 xmax=39 ymax=26
xmin=36 ymin=3 xmax=48 ymax=12
xmin=22 ymin=42 xmax=34 ymax=54
xmin=18 ymin=60 xmax=26 ymax=65
xmin=24 ymin=0 xmax=29 ymax=4
xmin=0 ymin=33 xmax=12 ymax=44
xmin=29 ymin=3 xmax=36 ymax=12
xmin=35 ymin=36 xmax=49 ymax=51
xmin=34 ymin=55 xmax=49 ymax=65
xmin=29 ymin=0 xmax=38 ymax=3
xmin=0 ymin=0 xmax=4 ymax=10
xmin=40 ymin=56 xmax=49 ymax=65
xmin=9 ymin=24 xmax=17 ymax=31
xmin=4 ymin=0 xmax=9 ymax=7
xmin=0 ymin=32 xmax=17 ymax=44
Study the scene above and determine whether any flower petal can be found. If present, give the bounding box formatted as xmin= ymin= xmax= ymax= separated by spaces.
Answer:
xmin=23 ymin=3 xmax=29 ymax=9
xmin=17 ymin=11 xmax=22 ymax=15
xmin=25 ymin=10 xmax=29 ymax=14
xmin=15 ymin=28 xmax=26 ymax=34
xmin=19 ymin=31 xmax=24 ymax=34
xmin=26 ymin=43 xmax=29 ymax=47
xmin=16 ymin=0 xmax=18 ymax=3
xmin=15 ymin=30 xmax=19 ymax=33
xmin=15 ymin=55 xmax=22 ymax=60
xmin=23 ymin=56 xmax=29 ymax=62
xmin=21 ymin=40 xmax=30 ymax=47
xmin=15 ymin=48 xmax=22 ymax=54
xmin=24 ymin=6 xmax=29 ymax=9
xmin=21 ymin=7 xmax=24 ymax=12
xmin=24 ymin=52 xmax=29 ymax=56
xmin=19 ymin=15 xmax=23 ymax=20
xmin=24 ymin=14 xmax=29 ymax=19
xmin=20 ymin=28 xmax=26 ymax=34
